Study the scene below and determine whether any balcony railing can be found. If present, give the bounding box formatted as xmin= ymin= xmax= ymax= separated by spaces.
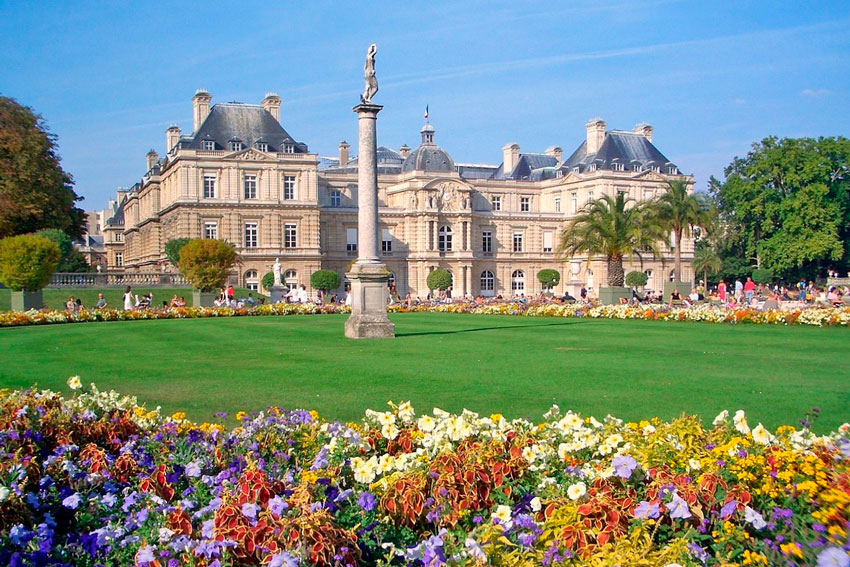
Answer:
xmin=48 ymin=272 xmax=190 ymax=288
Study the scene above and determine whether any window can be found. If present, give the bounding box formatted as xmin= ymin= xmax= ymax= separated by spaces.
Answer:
xmin=668 ymin=166 xmax=677 ymax=174
xmin=543 ymin=231 xmax=553 ymax=253
xmin=589 ymin=163 xmax=597 ymax=172
xmin=554 ymin=197 xmax=561 ymax=213
xmin=587 ymin=190 xmax=594 ymax=204
xmin=203 ymin=174 xmax=216 ymax=199
xmin=115 ymin=252 xmax=123 ymax=267
xmin=513 ymin=231 xmax=523 ymax=253
xmin=438 ymin=225 xmax=453 ymax=252
xmin=284 ymin=269 xmax=297 ymax=290
xmin=481 ymin=230 xmax=492 ymax=254
xmin=480 ymin=270 xmax=494 ymax=293
xmin=244 ymin=270 xmax=259 ymax=291
xmin=244 ymin=174 xmax=257 ymax=199
xmin=283 ymin=175 xmax=296 ymax=200
xmin=491 ymin=195 xmax=501 ymax=211
xmin=381 ymin=228 xmax=392 ymax=254
xmin=115 ymin=233 xmax=123 ymax=242
xmin=229 ymin=141 xmax=243 ymax=151
xmin=330 ymin=190 xmax=341 ymax=207
xmin=202 ymin=140 xmax=215 ymax=151
xmin=571 ymin=192 xmax=577 ymax=213
xmin=346 ymin=228 xmax=357 ymax=252
xmin=633 ymin=163 xmax=641 ymax=171
xmin=255 ymin=142 xmax=268 ymax=152
xmin=612 ymin=162 xmax=624 ymax=172
xmin=520 ymin=196 xmax=530 ymax=212
xmin=284 ymin=223 xmax=297 ymax=248
xmin=244 ymin=222 xmax=258 ymax=248
xmin=283 ymin=143 xmax=294 ymax=154
xmin=572 ymin=166 xmax=580 ymax=174
xmin=204 ymin=221 xmax=218 ymax=240
xmin=511 ymin=270 xmax=525 ymax=293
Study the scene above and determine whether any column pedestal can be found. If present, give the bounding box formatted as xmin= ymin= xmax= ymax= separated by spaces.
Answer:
xmin=344 ymin=262 xmax=395 ymax=338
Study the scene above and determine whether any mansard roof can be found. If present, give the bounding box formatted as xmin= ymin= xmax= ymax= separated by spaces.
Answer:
xmin=181 ymin=103 xmax=308 ymax=153
xmin=321 ymin=146 xmax=404 ymax=174
xmin=563 ymin=131 xmax=678 ymax=173
xmin=105 ymin=197 xmax=126 ymax=227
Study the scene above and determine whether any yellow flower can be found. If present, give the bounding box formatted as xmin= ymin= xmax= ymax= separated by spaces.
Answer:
xmin=171 ymin=412 xmax=187 ymax=421
xmin=235 ymin=411 xmax=247 ymax=421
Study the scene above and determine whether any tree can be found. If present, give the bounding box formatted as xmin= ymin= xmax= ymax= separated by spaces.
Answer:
xmin=556 ymin=193 xmax=663 ymax=287
xmin=261 ymin=271 xmax=275 ymax=291
xmin=0 ymin=97 xmax=86 ymax=239
xmin=0 ymin=234 xmax=61 ymax=291
xmin=177 ymin=239 xmax=237 ymax=292
xmin=536 ymin=269 xmax=560 ymax=291
xmin=165 ymin=237 xmax=192 ymax=266
xmin=310 ymin=270 xmax=341 ymax=299
xmin=625 ymin=271 xmax=648 ymax=288
xmin=426 ymin=268 xmax=452 ymax=291
xmin=651 ymin=179 xmax=712 ymax=282
xmin=36 ymin=228 xmax=92 ymax=272
xmin=692 ymin=245 xmax=722 ymax=288
xmin=751 ymin=269 xmax=773 ymax=285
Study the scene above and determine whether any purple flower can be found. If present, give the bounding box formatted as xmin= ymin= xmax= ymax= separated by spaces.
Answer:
xmin=241 ymin=502 xmax=258 ymax=520
xmin=268 ymin=495 xmax=288 ymax=516
xmin=612 ymin=455 xmax=638 ymax=479
xmin=817 ymin=547 xmax=850 ymax=567
xmin=634 ymin=501 xmax=660 ymax=519
xmin=720 ymin=500 xmax=737 ymax=519
xmin=667 ymin=494 xmax=691 ymax=519
xmin=185 ymin=461 xmax=202 ymax=477
xmin=358 ymin=491 xmax=376 ymax=512
xmin=268 ymin=551 xmax=298 ymax=567
xmin=62 ymin=492 xmax=81 ymax=509
xmin=137 ymin=545 xmax=156 ymax=565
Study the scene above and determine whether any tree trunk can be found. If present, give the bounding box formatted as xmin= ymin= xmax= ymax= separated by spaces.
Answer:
xmin=607 ymin=256 xmax=625 ymax=286
xmin=674 ymin=228 xmax=682 ymax=282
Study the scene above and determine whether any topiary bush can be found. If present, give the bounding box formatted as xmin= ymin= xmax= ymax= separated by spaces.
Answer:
xmin=536 ymin=269 xmax=560 ymax=290
xmin=751 ymin=269 xmax=773 ymax=285
xmin=165 ymin=237 xmax=192 ymax=266
xmin=261 ymin=271 xmax=275 ymax=291
xmin=625 ymin=270 xmax=649 ymax=288
xmin=426 ymin=268 xmax=452 ymax=291
xmin=310 ymin=270 xmax=341 ymax=297
xmin=0 ymin=234 xmax=61 ymax=291
xmin=177 ymin=239 xmax=237 ymax=292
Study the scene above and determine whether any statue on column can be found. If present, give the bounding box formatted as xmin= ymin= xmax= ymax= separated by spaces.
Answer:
xmin=272 ymin=258 xmax=282 ymax=286
xmin=360 ymin=44 xmax=378 ymax=104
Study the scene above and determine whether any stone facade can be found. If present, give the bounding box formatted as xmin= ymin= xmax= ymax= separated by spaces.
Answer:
xmin=106 ymin=92 xmax=695 ymax=297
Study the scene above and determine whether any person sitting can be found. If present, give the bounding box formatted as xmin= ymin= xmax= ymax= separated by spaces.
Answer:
xmin=95 ymin=293 xmax=107 ymax=309
xmin=170 ymin=294 xmax=181 ymax=308
xmin=688 ymin=288 xmax=700 ymax=304
xmin=246 ymin=293 xmax=257 ymax=307
xmin=669 ymin=288 xmax=682 ymax=307
xmin=66 ymin=296 xmax=76 ymax=312
xmin=762 ymin=293 xmax=780 ymax=310
xmin=137 ymin=293 xmax=152 ymax=309
xmin=75 ymin=298 xmax=83 ymax=311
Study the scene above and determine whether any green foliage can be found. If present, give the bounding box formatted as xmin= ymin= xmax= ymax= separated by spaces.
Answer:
xmin=426 ymin=268 xmax=452 ymax=290
xmin=165 ymin=238 xmax=192 ymax=266
xmin=61 ymin=249 xmax=93 ymax=272
xmin=692 ymin=246 xmax=723 ymax=286
xmin=625 ymin=270 xmax=648 ymax=287
xmin=261 ymin=271 xmax=275 ymax=291
xmin=310 ymin=269 xmax=341 ymax=292
xmin=650 ymin=179 xmax=713 ymax=282
xmin=0 ymin=234 xmax=61 ymax=291
xmin=536 ymin=269 xmax=560 ymax=289
xmin=751 ymin=269 xmax=773 ymax=285
xmin=557 ymin=193 xmax=664 ymax=287
xmin=35 ymin=228 xmax=92 ymax=271
xmin=177 ymin=239 xmax=237 ymax=292
xmin=0 ymin=97 xmax=86 ymax=239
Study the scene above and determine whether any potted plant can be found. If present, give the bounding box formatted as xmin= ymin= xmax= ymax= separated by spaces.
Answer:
xmin=536 ymin=269 xmax=560 ymax=295
xmin=0 ymin=234 xmax=61 ymax=310
xmin=177 ymin=238 xmax=237 ymax=306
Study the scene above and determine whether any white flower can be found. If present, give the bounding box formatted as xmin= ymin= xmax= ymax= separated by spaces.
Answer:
xmin=563 ymin=413 xmax=583 ymax=429
xmin=377 ymin=412 xmax=396 ymax=427
xmin=557 ymin=443 xmax=572 ymax=460
xmin=158 ymin=527 xmax=174 ymax=542
xmin=713 ymin=410 xmax=729 ymax=425
xmin=733 ymin=410 xmax=750 ymax=434
xmin=381 ymin=423 xmax=399 ymax=440
xmin=642 ymin=424 xmax=656 ymax=435
xmin=417 ymin=415 xmax=436 ymax=432
xmin=492 ymin=504 xmax=512 ymax=526
xmin=688 ymin=458 xmax=702 ymax=471
xmin=0 ymin=486 xmax=9 ymax=502
xmin=567 ymin=482 xmax=587 ymax=500
xmin=530 ymin=497 xmax=542 ymax=512
xmin=751 ymin=423 xmax=773 ymax=445
xmin=68 ymin=376 xmax=82 ymax=390
xmin=522 ymin=446 xmax=537 ymax=463
xmin=397 ymin=401 xmax=415 ymax=423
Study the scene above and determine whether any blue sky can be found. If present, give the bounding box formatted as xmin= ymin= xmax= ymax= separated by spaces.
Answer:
xmin=1 ymin=0 xmax=848 ymax=209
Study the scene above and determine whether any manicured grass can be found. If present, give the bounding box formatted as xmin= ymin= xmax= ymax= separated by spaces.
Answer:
xmin=0 ymin=313 xmax=847 ymax=431
xmin=0 ymin=287 xmax=258 ymax=311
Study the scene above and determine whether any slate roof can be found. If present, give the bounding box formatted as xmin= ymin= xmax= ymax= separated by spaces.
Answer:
xmin=562 ymin=131 xmax=678 ymax=174
xmin=180 ymin=103 xmax=308 ymax=153
xmin=401 ymin=124 xmax=455 ymax=173
xmin=456 ymin=163 xmax=499 ymax=180
xmin=105 ymin=197 xmax=126 ymax=227
xmin=322 ymin=146 xmax=405 ymax=174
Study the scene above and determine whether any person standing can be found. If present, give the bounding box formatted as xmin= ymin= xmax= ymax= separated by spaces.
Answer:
xmin=718 ymin=280 xmax=727 ymax=302
xmin=744 ymin=276 xmax=756 ymax=303
xmin=734 ymin=278 xmax=744 ymax=301
xmin=123 ymin=286 xmax=134 ymax=311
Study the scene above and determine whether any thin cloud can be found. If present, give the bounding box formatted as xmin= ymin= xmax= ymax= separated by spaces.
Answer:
xmin=801 ymin=88 xmax=832 ymax=97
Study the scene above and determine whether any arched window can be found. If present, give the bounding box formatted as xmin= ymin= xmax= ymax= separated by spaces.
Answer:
xmin=586 ymin=269 xmax=594 ymax=291
xmin=284 ymin=269 xmax=298 ymax=290
xmin=669 ymin=269 xmax=676 ymax=282
xmin=511 ymin=270 xmax=525 ymax=294
xmin=644 ymin=269 xmax=654 ymax=291
xmin=438 ymin=225 xmax=453 ymax=252
xmin=387 ymin=272 xmax=396 ymax=287
xmin=480 ymin=270 xmax=495 ymax=296
xmin=244 ymin=269 xmax=259 ymax=291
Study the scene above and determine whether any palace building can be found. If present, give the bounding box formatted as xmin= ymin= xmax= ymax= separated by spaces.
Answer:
xmin=102 ymin=90 xmax=695 ymax=298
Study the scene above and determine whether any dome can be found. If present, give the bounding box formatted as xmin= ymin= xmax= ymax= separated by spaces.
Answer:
xmin=401 ymin=123 xmax=455 ymax=173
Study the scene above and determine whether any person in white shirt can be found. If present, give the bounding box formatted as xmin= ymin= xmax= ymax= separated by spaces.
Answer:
xmin=123 ymin=286 xmax=134 ymax=311
xmin=297 ymin=284 xmax=309 ymax=304
xmin=285 ymin=286 xmax=298 ymax=303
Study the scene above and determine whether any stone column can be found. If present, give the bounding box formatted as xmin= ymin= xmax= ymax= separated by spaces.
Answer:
xmin=344 ymin=103 xmax=395 ymax=338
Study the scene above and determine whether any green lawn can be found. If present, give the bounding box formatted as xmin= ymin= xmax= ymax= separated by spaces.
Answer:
xmin=0 ymin=287 xmax=258 ymax=311
xmin=0 ymin=313 xmax=847 ymax=431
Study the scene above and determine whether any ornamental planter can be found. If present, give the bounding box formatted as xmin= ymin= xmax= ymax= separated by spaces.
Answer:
xmin=11 ymin=290 xmax=43 ymax=311
xmin=598 ymin=286 xmax=632 ymax=305
xmin=192 ymin=290 xmax=217 ymax=307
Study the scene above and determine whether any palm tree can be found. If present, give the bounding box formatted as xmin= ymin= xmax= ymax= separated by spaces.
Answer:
xmin=651 ymin=179 xmax=712 ymax=282
xmin=557 ymin=192 xmax=664 ymax=287
xmin=692 ymin=246 xmax=722 ymax=289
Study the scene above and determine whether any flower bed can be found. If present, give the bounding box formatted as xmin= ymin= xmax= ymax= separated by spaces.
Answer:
xmin=1 ymin=380 xmax=848 ymax=566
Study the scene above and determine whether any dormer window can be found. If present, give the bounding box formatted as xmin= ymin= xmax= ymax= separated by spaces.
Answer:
xmin=283 ymin=143 xmax=294 ymax=154
xmin=668 ymin=166 xmax=677 ymax=174
xmin=255 ymin=142 xmax=268 ymax=152
xmin=588 ymin=163 xmax=597 ymax=172
xmin=229 ymin=140 xmax=243 ymax=152
xmin=572 ymin=166 xmax=580 ymax=175
xmin=556 ymin=170 xmax=564 ymax=178
xmin=612 ymin=162 xmax=624 ymax=172
xmin=632 ymin=163 xmax=641 ymax=171
xmin=202 ymin=140 xmax=215 ymax=151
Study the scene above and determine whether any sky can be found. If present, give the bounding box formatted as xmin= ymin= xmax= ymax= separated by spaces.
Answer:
xmin=1 ymin=0 xmax=848 ymax=209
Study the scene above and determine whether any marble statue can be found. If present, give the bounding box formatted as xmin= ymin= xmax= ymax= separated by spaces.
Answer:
xmin=360 ymin=44 xmax=378 ymax=104
xmin=272 ymin=258 xmax=282 ymax=286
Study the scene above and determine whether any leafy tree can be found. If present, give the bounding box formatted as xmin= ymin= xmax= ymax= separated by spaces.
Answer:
xmin=625 ymin=270 xmax=648 ymax=288
xmin=177 ymin=239 xmax=237 ymax=292
xmin=165 ymin=238 xmax=191 ymax=266
xmin=650 ymin=179 xmax=712 ymax=282
xmin=557 ymin=193 xmax=663 ymax=287
xmin=0 ymin=234 xmax=61 ymax=291
xmin=426 ymin=268 xmax=452 ymax=291
xmin=751 ymin=269 xmax=773 ymax=285
xmin=310 ymin=270 xmax=341 ymax=299
xmin=35 ymin=228 xmax=92 ymax=272
xmin=536 ymin=269 xmax=560 ymax=290
xmin=692 ymin=245 xmax=723 ymax=288
xmin=0 ymin=97 xmax=86 ymax=239
xmin=261 ymin=272 xmax=275 ymax=291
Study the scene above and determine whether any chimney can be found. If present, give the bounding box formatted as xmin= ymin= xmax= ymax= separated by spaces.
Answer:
xmin=545 ymin=146 xmax=563 ymax=164
xmin=192 ymin=89 xmax=212 ymax=132
xmin=502 ymin=143 xmax=520 ymax=174
xmin=400 ymin=144 xmax=410 ymax=159
xmin=262 ymin=92 xmax=282 ymax=122
xmin=166 ymin=125 xmax=181 ymax=152
xmin=146 ymin=149 xmax=158 ymax=172
xmin=585 ymin=118 xmax=606 ymax=155
xmin=634 ymin=122 xmax=653 ymax=143
xmin=338 ymin=141 xmax=350 ymax=166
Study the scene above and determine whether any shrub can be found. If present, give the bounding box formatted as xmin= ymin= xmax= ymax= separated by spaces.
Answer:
xmin=310 ymin=270 xmax=341 ymax=295
xmin=752 ymin=269 xmax=773 ymax=285
xmin=536 ymin=269 xmax=560 ymax=289
xmin=0 ymin=234 xmax=61 ymax=291
xmin=426 ymin=268 xmax=452 ymax=291
xmin=165 ymin=237 xmax=192 ymax=266
xmin=625 ymin=270 xmax=649 ymax=287
xmin=261 ymin=271 xmax=275 ymax=291
xmin=177 ymin=239 xmax=237 ymax=292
